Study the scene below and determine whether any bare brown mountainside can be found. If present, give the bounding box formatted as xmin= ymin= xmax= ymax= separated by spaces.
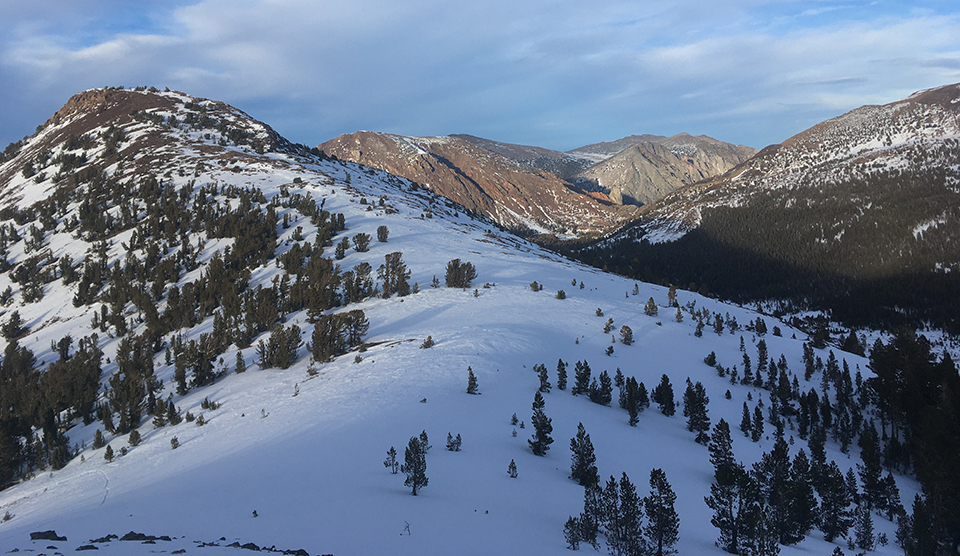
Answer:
xmin=450 ymin=134 xmax=592 ymax=179
xmin=318 ymin=132 xmax=640 ymax=237
xmin=571 ymin=133 xmax=758 ymax=206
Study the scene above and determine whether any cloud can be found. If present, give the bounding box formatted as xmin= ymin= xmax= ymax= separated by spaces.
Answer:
xmin=1 ymin=1 xmax=959 ymax=150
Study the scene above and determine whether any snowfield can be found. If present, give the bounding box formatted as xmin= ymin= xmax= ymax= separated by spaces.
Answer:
xmin=0 ymin=90 xmax=915 ymax=556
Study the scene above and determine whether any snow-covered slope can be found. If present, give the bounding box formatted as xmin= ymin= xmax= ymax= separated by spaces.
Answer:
xmin=0 ymin=88 xmax=914 ymax=556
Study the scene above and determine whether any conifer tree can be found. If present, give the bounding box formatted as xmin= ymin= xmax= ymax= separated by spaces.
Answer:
xmin=401 ymin=436 xmax=428 ymax=495
xmin=818 ymin=461 xmax=854 ymax=542
xmin=573 ymin=360 xmax=591 ymax=396
xmin=384 ymin=446 xmax=399 ymax=474
xmin=104 ymin=444 xmax=114 ymax=462
xmin=644 ymin=468 xmax=679 ymax=556
xmin=625 ymin=377 xmax=641 ymax=426
xmin=419 ymin=430 xmax=431 ymax=452
xmin=128 ymin=429 xmax=141 ymax=447
xmin=564 ymin=516 xmax=582 ymax=550
xmin=740 ymin=402 xmax=752 ymax=437
xmin=789 ymin=449 xmax=818 ymax=540
xmin=536 ymin=363 xmax=551 ymax=393
xmin=529 ymin=391 xmax=553 ymax=456
xmin=93 ymin=429 xmax=105 ymax=449
xmin=570 ymin=422 xmax=599 ymax=487
xmin=855 ymin=502 xmax=875 ymax=550
xmin=620 ymin=325 xmax=634 ymax=345
xmin=579 ymin=485 xmax=603 ymax=550
xmin=683 ymin=380 xmax=711 ymax=444
xmin=446 ymin=432 xmax=462 ymax=451
xmin=652 ymin=374 xmax=675 ymax=416
xmin=508 ymin=459 xmax=518 ymax=478
xmin=644 ymin=297 xmax=658 ymax=316
xmin=235 ymin=351 xmax=246 ymax=374
xmin=467 ymin=367 xmax=479 ymax=394
xmin=607 ymin=473 xmax=645 ymax=556
xmin=557 ymin=359 xmax=567 ymax=390
xmin=751 ymin=405 xmax=764 ymax=442
xmin=705 ymin=419 xmax=753 ymax=555
xmin=589 ymin=370 xmax=613 ymax=405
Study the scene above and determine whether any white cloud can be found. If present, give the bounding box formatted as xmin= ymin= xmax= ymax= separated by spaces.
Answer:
xmin=1 ymin=0 xmax=959 ymax=150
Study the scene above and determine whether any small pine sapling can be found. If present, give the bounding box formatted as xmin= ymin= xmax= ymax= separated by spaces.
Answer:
xmin=170 ymin=436 xmax=179 ymax=449
xmin=384 ymin=446 xmax=399 ymax=474
xmin=446 ymin=433 xmax=462 ymax=451
xmin=420 ymin=335 xmax=435 ymax=349
xmin=508 ymin=459 xmax=518 ymax=478
xmin=467 ymin=367 xmax=479 ymax=394
xmin=128 ymin=429 xmax=141 ymax=447
xmin=104 ymin=445 xmax=114 ymax=462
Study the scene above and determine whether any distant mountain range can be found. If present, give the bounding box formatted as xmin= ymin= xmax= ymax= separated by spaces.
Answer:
xmin=585 ymin=83 xmax=960 ymax=331
xmin=318 ymin=131 xmax=754 ymax=237
xmin=317 ymin=131 xmax=640 ymax=238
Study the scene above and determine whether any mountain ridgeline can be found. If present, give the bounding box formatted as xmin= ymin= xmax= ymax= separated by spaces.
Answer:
xmin=317 ymin=131 xmax=754 ymax=238
xmin=0 ymin=86 xmax=958 ymax=556
xmin=579 ymin=84 xmax=960 ymax=333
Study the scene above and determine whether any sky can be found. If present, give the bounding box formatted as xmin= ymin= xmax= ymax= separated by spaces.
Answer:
xmin=1 ymin=0 xmax=960 ymax=152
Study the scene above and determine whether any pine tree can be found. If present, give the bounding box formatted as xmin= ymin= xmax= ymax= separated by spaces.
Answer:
xmin=104 ymin=444 xmax=114 ymax=462
xmin=683 ymin=380 xmax=711 ymax=444
xmin=573 ymin=360 xmax=591 ymax=395
xmin=128 ymin=429 xmax=141 ymax=447
xmin=564 ymin=516 xmax=582 ymax=550
xmin=818 ymin=461 xmax=854 ymax=542
xmin=401 ymin=436 xmax=428 ymax=495
xmin=579 ymin=485 xmax=603 ymax=550
xmin=857 ymin=422 xmax=883 ymax=510
xmin=508 ymin=459 xmax=518 ymax=478
xmin=740 ymin=402 xmax=752 ymax=437
xmin=93 ymin=429 xmax=105 ymax=449
xmin=235 ymin=351 xmax=246 ymax=374
xmin=644 ymin=297 xmax=658 ymax=316
xmin=589 ymin=370 xmax=613 ymax=405
xmin=570 ymin=422 xmax=599 ymax=488
xmin=607 ymin=473 xmax=646 ymax=556
xmin=652 ymin=374 xmax=675 ymax=416
xmin=620 ymin=325 xmax=634 ymax=345
xmin=788 ymin=449 xmax=818 ymax=541
xmin=625 ymin=377 xmax=641 ymax=426
xmin=644 ymin=468 xmax=679 ymax=556
xmin=529 ymin=391 xmax=553 ymax=456
xmin=536 ymin=363 xmax=551 ymax=393
xmin=166 ymin=400 xmax=182 ymax=425
xmin=445 ymin=432 xmax=462 ymax=451
xmin=384 ymin=446 xmax=399 ymax=474
xmin=419 ymin=430 xmax=431 ymax=452
xmin=556 ymin=359 xmax=567 ymax=390
xmin=751 ymin=405 xmax=764 ymax=442
xmin=467 ymin=367 xmax=479 ymax=394
xmin=855 ymin=502 xmax=875 ymax=550
xmin=705 ymin=420 xmax=753 ymax=555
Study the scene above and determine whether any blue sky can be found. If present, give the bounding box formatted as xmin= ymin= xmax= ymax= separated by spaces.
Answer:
xmin=2 ymin=0 xmax=959 ymax=151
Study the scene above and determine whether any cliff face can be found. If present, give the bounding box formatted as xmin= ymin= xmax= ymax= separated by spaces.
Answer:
xmin=572 ymin=133 xmax=758 ymax=206
xmin=318 ymin=132 xmax=639 ymax=237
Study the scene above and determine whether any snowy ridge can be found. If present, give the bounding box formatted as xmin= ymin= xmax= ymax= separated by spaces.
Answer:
xmin=0 ymin=89 xmax=913 ymax=556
